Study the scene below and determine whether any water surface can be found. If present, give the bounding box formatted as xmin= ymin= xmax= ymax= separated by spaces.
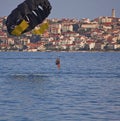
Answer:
xmin=0 ymin=52 xmax=120 ymax=121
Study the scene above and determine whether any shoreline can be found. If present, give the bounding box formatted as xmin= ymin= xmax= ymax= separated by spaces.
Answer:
xmin=0 ymin=50 xmax=120 ymax=53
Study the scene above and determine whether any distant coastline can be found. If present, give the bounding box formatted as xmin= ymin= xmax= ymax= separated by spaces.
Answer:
xmin=0 ymin=10 xmax=120 ymax=52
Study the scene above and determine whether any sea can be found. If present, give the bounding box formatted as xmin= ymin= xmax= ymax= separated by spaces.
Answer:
xmin=0 ymin=52 xmax=120 ymax=121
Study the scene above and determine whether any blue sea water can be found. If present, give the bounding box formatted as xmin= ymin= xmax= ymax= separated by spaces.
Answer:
xmin=0 ymin=52 xmax=120 ymax=121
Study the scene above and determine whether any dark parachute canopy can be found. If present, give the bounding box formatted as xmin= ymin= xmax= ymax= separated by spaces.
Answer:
xmin=6 ymin=0 xmax=52 ymax=36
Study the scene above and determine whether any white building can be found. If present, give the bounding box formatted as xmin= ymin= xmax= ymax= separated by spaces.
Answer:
xmin=61 ymin=24 xmax=73 ymax=32
xmin=50 ymin=23 xmax=62 ymax=34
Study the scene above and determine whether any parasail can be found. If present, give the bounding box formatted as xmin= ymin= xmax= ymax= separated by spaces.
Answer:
xmin=6 ymin=0 xmax=52 ymax=36
xmin=32 ymin=21 xmax=49 ymax=35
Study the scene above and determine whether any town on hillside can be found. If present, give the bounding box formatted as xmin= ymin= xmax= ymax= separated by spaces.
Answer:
xmin=0 ymin=9 xmax=120 ymax=52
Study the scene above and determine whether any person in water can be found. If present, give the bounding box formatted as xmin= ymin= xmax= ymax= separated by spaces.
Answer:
xmin=56 ymin=58 xmax=60 ymax=69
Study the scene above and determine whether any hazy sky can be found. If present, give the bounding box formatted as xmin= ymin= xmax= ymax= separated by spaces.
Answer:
xmin=0 ymin=0 xmax=119 ymax=20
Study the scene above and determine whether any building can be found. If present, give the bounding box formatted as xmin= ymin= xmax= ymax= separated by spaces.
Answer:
xmin=81 ymin=22 xmax=99 ymax=29
xmin=112 ymin=9 xmax=116 ymax=18
xmin=50 ymin=23 xmax=62 ymax=34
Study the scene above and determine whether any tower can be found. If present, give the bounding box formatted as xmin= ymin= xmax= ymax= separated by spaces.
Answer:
xmin=112 ymin=9 xmax=115 ymax=18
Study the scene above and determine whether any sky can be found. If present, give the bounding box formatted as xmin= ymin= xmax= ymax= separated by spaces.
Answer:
xmin=0 ymin=0 xmax=119 ymax=20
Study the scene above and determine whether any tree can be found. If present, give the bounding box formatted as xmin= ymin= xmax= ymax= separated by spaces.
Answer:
xmin=117 ymin=39 xmax=120 ymax=44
